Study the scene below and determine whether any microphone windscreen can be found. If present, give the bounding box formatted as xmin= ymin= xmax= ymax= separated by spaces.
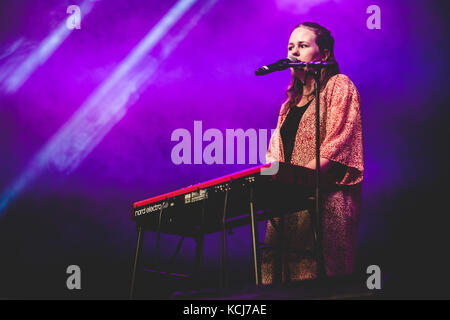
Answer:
xmin=287 ymin=55 xmax=299 ymax=62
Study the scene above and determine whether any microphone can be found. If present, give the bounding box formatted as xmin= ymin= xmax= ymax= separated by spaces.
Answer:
xmin=255 ymin=56 xmax=334 ymax=76
xmin=255 ymin=55 xmax=298 ymax=76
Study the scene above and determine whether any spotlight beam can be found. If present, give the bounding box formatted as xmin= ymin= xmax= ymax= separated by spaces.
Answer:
xmin=2 ymin=0 xmax=96 ymax=93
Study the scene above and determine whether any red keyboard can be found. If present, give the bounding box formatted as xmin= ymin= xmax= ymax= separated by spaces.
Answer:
xmin=131 ymin=162 xmax=316 ymax=235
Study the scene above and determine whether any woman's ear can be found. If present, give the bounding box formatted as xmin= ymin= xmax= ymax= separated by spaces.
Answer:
xmin=322 ymin=49 xmax=330 ymax=61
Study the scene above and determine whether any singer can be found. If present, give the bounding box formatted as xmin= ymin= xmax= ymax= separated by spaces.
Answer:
xmin=262 ymin=22 xmax=364 ymax=284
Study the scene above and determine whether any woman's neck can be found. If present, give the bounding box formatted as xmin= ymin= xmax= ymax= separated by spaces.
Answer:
xmin=297 ymin=71 xmax=315 ymax=96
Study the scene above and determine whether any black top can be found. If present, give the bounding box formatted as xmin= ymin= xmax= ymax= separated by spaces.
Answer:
xmin=280 ymin=99 xmax=313 ymax=163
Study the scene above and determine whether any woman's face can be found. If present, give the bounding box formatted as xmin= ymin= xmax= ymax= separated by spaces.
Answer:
xmin=288 ymin=27 xmax=325 ymax=79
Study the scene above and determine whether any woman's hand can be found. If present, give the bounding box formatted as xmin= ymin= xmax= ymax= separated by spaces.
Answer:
xmin=304 ymin=157 xmax=346 ymax=184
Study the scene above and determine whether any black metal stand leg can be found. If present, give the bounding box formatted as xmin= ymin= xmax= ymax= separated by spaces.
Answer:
xmin=194 ymin=197 xmax=206 ymax=288
xmin=155 ymin=201 xmax=166 ymax=268
xmin=219 ymin=188 xmax=229 ymax=291
xmin=249 ymin=186 xmax=261 ymax=286
xmin=129 ymin=225 xmax=145 ymax=300
xmin=194 ymin=234 xmax=204 ymax=288
xmin=310 ymin=206 xmax=325 ymax=278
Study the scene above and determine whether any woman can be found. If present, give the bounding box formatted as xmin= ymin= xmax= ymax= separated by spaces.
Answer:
xmin=262 ymin=22 xmax=364 ymax=284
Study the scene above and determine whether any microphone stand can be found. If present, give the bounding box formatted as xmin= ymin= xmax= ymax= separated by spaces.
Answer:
xmin=311 ymin=66 xmax=326 ymax=279
xmin=256 ymin=60 xmax=330 ymax=280
xmin=287 ymin=61 xmax=328 ymax=279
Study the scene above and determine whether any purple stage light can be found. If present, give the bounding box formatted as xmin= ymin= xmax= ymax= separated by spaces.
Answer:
xmin=275 ymin=0 xmax=335 ymax=14
xmin=0 ymin=0 xmax=219 ymax=215
xmin=1 ymin=0 xmax=96 ymax=94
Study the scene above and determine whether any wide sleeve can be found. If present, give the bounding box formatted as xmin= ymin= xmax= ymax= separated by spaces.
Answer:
xmin=320 ymin=74 xmax=364 ymax=185
xmin=265 ymin=113 xmax=284 ymax=163
xmin=265 ymin=132 xmax=277 ymax=163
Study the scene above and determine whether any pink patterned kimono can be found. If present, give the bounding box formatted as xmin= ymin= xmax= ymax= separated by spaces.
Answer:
xmin=262 ymin=73 xmax=364 ymax=284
